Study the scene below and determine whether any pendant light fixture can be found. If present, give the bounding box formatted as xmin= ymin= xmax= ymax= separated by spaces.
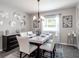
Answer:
xmin=33 ymin=0 xmax=45 ymax=23
xmin=37 ymin=0 xmax=40 ymax=23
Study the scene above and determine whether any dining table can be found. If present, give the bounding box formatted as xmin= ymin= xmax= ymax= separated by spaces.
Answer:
xmin=29 ymin=33 xmax=52 ymax=57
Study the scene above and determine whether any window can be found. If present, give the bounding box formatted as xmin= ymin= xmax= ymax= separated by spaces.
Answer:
xmin=42 ymin=15 xmax=59 ymax=31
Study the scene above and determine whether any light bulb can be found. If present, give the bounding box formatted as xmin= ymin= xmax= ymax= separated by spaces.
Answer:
xmin=40 ymin=16 xmax=45 ymax=21
xmin=33 ymin=16 xmax=36 ymax=20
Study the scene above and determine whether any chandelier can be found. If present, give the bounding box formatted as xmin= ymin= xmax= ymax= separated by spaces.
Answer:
xmin=33 ymin=0 xmax=45 ymax=23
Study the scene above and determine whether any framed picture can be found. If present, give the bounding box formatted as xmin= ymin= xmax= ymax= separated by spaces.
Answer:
xmin=63 ymin=15 xmax=72 ymax=28
xmin=20 ymin=20 xmax=26 ymax=26
xmin=33 ymin=20 xmax=39 ymax=28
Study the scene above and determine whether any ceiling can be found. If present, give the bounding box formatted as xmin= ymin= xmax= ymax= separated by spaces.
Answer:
xmin=0 ymin=0 xmax=79 ymax=14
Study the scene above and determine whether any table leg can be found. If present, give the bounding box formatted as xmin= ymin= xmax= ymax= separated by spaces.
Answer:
xmin=36 ymin=45 xmax=40 ymax=58
xmin=53 ymin=44 xmax=56 ymax=58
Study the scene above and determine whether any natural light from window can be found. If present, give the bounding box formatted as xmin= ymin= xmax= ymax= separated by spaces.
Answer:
xmin=42 ymin=15 xmax=59 ymax=32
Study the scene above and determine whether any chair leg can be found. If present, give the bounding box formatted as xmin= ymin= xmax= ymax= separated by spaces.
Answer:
xmin=50 ymin=52 xmax=53 ymax=58
xmin=42 ymin=50 xmax=45 ymax=57
xmin=20 ymin=52 xmax=22 ymax=58
xmin=53 ymin=45 xmax=56 ymax=58
xmin=53 ymin=50 xmax=55 ymax=58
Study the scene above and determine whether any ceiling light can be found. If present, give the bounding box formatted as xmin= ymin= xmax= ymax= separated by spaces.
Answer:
xmin=33 ymin=0 xmax=45 ymax=23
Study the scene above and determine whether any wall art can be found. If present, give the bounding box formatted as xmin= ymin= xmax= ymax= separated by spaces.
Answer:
xmin=63 ymin=15 xmax=72 ymax=28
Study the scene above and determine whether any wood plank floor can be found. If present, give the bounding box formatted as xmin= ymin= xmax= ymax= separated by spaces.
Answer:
xmin=0 ymin=44 xmax=79 ymax=58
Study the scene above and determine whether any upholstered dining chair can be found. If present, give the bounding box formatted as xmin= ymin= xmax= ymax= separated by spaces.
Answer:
xmin=40 ymin=37 xmax=56 ymax=58
xmin=27 ymin=31 xmax=33 ymax=34
xmin=27 ymin=31 xmax=36 ymax=38
xmin=47 ymin=34 xmax=56 ymax=43
xmin=20 ymin=32 xmax=28 ymax=37
xmin=16 ymin=36 xmax=37 ymax=58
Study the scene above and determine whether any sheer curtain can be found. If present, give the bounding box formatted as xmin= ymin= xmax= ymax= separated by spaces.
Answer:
xmin=42 ymin=15 xmax=60 ymax=43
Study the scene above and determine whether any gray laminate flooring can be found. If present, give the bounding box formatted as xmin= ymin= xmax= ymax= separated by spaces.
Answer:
xmin=0 ymin=44 xmax=79 ymax=58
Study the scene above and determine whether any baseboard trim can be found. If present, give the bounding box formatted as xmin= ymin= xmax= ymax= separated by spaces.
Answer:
xmin=58 ymin=43 xmax=78 ymax=48
xmin=0 ymin=49 xmax=3 ymax=51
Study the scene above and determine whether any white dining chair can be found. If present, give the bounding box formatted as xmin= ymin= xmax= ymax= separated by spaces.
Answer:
xmin=40 ymin=37 xmax=56 ymax=58
xmin=27 ymin=31 xmax=36 ymax=38
xmin=20 ymin=32 xmax=28 ymax=37
xmin=16 ymin=36 xmax=37 ymax=58
xmin=28 ymin=31 xmax=33 ymax=34
xmin=47 ymin=35 xmax=56 ymax=43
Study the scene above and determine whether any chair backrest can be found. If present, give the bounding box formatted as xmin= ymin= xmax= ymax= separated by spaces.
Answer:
xmin=50 ymin=32 xmax=56 ymax=39
xmin=27 ymin=31 xmax=36 ymax=37
xmin=16 ymin=36 xmax=30 ymax=54
xmin=51 ymin=36 xmax=56 ymax=49
xmin=20 ymin=32 xmax=28 ymax=37
xmin=41 ymin=31 xmax=48 ymax=34
xmin=28 ymin=31 xmax=33 ymax=35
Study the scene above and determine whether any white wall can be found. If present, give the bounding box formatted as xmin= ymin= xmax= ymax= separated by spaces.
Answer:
xmin=0 ymin=5 xmax=31 ymax=51
xmin=0 ymin=5 xmax=31 ymax=34
xmin=76 ymin=4 xmax=79 ymax=49
xmin=31 ymin=7 xmax=76 ymax=44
